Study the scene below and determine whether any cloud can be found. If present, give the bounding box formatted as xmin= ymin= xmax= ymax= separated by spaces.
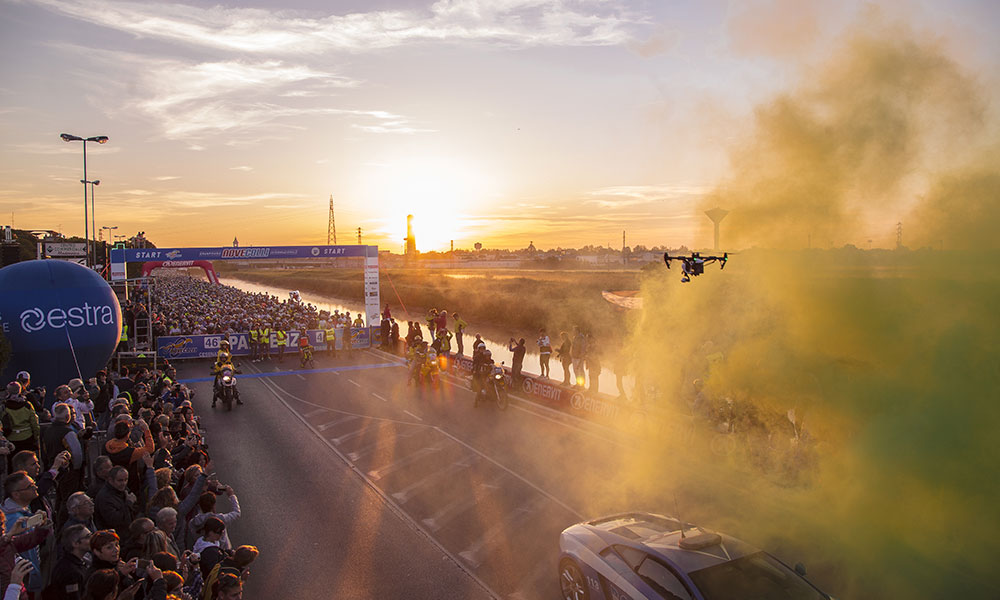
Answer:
xmin=153 ymin=175 xmax=180 ymax=181
xmin=586 ymin=183 xmax=710 ymax=207
xmin=26 ymin=0 xmax=646 ymax=54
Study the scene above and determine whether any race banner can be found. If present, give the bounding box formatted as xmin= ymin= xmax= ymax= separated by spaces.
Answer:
xmin=115 ymin=245 xmax=372 ymax=263
xmin=156 ymin=327 xmax=377 ymax=359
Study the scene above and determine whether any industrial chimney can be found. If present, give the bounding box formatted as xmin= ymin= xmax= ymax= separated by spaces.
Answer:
xmin=404 ymin=214 xmax=417 ymax=259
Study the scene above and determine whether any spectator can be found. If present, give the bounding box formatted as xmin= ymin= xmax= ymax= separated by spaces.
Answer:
xmin=63 ymin=492 xmax=97 ymax=534
xmin=82 ymin=568 xmax=119 ymax=600
xmin=188 ymin=487 xmax=240 ymax=551
xmin=122 ymin=517 xmax=155 ymax=561
xmin=87 ymin=457 xmax=113 ymax=500
xmin=3 ymin=559 xmax=32 ymax=600
xmin=1 ymin=387 xmax=39 ymax=457
xmin=1 ymin=471 xmax=52 ymax=595
xmin=586 ymin=336 xmax=602 ymax=394
xmin=453 ymin=313 xmax=468 ymax=355
xmin=557 ymin=332 xmax=573 ymax=386
xmin=507 ymin=337 xmax=526 ymax=384
xmin=192 ymin=517 xmax=226 ymax=579
xmin=536 ymin=329 xmax=552 ymax=378
xmin=0 ymin=492 xmax=49 ymax=592
xmin=44 ymin=523 xmax=91 ymax=598
xmin=41 ymin=402 xmax=84 ymax=508
xmin=94 ymin=466 xmax=136 ymax=537
xmin=572 ymin=326 xmax=588 ymax=387
xmin=203 ymin=545 xmax=258 ymax=600
xmin=66 ymin=380 xmax=95 ymax=430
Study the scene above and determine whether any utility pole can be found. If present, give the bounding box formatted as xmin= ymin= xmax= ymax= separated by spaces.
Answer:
xmin=327 ymin=195 xmax=337 ymax=244
xmin=357 ymin=227 xmax=362 ymax=245
xmin=622 ymin=230 xmax=626 ymax=265
xmin=896 ymin=222 xmax=903 ymax=250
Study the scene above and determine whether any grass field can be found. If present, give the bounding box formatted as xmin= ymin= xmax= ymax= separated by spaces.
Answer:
xmin=214 ymin=264 xmax=642 ymax=345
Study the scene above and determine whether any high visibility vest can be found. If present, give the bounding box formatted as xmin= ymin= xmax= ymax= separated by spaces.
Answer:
xmin=120 ymin=324 xmax=128 ymax=342
xmin=249 ymin=329 xmax=258 ymax=342
xmin=261 ymin=328 xmax=270 ymax=343
xmin=276 ymin=330 xmax=287 ymax=346
xmin=326 ymin=328 xmax=337 ymax=345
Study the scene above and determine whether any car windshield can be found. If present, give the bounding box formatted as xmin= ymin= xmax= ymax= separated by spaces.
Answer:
xmin=688 ymin=552 xmax=827 ymax=600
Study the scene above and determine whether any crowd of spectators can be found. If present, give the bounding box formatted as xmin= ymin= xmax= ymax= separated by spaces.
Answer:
xmin=0 ymin=366 xmax=255 ymax=599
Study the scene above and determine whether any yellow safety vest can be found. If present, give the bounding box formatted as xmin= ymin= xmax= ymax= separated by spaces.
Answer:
xmin=261 ymin=328 xmax=270 ymax=342
xmin=120 ymin=324 xmax=129 ymax=342
xmin=250 ymin=329 xmax=258 ymax=342
xmin=276 ymin=330 xmax=287 ymax=345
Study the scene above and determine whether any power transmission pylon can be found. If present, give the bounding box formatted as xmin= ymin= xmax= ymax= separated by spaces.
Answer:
xmin=327 ymin=195 xmax=337 ymax=244
xmin=896 ymin=222 xmax=903 ymax=250
xmin=357 ymin=227 xmax=362 ymax=245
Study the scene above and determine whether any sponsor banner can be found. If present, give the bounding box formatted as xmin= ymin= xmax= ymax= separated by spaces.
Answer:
xmin=122 ymin=245 xmax=373 ymax=263
xmin=44 ymin=242 xmax=86 ymax=257
xmin=446 ymin=354 xmax=634 ymax=427
xmin=157 ymin=327 xmax=375 ymax=359
xmin=363 ymin=255 xmax=380 ymax=327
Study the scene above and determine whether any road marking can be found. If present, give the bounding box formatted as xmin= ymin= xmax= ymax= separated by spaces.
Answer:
xmin=296 ymin=374 xmax=306 ymax=380
xmin=367 ymin=443 xmax=445 ymax=481
xmin=404 ymin=410 xmax=422 ymax=421
xmin=458 ymin=495 xmax=548 ymax=568
xmin=422 ymin=473 xmax=507 ymax=533
xmin=346 ymin=427 xmax=425 ymax=462
xmin=316 ymin=415 xmax=360 ymax=432
xmin=391 ymin=455 xmax=479 ymax=504
xmin=349 ymin=379 xmax=361 ymax=388
xmin=302 ymin=408 xmax=329 ymax=418
xmin=247 ymin=368 xmax=501 ymax=600
xmin=372 ymin=392 xmax=388 ymax=402
xmin=331 ymin=422 xmax=383 ymax=446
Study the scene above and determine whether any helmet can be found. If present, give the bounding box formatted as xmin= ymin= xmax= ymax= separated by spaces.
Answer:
xmin=220 ymin=339 xmax=230 ymax=349
xmin=15 ymin=371 xmax=30 ymax=382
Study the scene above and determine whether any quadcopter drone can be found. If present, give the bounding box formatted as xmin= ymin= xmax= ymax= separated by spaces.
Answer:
xmin=663 ymin=252 xmax=728 ymax=282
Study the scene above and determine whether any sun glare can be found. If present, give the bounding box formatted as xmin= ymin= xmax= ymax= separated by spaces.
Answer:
xmin=365 ymin=157 xmax=493 ymax=252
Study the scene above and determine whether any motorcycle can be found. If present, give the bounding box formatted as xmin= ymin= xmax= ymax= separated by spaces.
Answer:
xmin=212 ymin=363 xmax=241 ymax=411
xmin=419 ymin=351 xmax=441 ymax=390
xmin=474 ymin=362 xmax=508 ymax=410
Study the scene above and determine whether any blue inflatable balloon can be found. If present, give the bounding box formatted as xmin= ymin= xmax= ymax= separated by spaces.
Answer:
xmin=0 ymin=260 xmax=121 ymax=405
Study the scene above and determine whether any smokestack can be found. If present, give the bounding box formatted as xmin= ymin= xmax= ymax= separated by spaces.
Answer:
xmin=405 ymin=214 xmax=417 ymax=259
xmin=704 ymin=207 xmax=729 ymax=251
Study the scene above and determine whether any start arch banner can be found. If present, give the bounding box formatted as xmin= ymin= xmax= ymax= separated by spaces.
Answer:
xmin=156 ymin=327 xmax=378 ymax=359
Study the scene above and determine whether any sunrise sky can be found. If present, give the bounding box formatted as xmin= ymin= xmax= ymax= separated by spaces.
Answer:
xmin=1 ymin=0 xmax=997 ymax=252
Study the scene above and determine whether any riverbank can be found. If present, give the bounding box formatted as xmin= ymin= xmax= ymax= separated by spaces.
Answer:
xmin=215 ymin=265 xmax=642 ymax=347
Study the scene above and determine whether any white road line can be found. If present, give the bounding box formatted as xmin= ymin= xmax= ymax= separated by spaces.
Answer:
xmin=459 ymin=495 xmax=548 ymax=568
xmin=296 ymin=374 xmax=306 ymax=380
xmin=331 ymin=422 xmax=383 ymax=446
xmin=403 ymin=410 xmax=423 ymax=421
xmin=348 ymin=379 xmax=361 ymax=388
xmin=248 ymin=373 xmax=501 ymax=600
xmin=346 ymin=427 xmax=425 ymax=462
xmin=367 ymin=443 xmax=444 ymax=481
xmin=372 ymin=392 xmax=388 ymax=402
xmin=302 ymin=408 xmax=329 ymax=418
xmin=391 ymin=455 xmax=479 ymax=504
xmin=422 ymin=473 xmax=507 ymax=533
xmin=316 ymin=415 xmax=360 ymax=432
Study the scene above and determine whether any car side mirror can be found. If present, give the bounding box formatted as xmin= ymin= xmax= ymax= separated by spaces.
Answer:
xmin=794 ymin=563 xmax=807 ymax=577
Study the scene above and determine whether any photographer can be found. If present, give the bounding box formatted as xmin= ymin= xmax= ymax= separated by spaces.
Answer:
xmin=1 ymin=471 xmax=54 ymax=595
xmin=0 ymin=487 xmax=50 ymax=592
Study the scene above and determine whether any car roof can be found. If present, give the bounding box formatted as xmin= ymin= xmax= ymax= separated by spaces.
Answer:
xmin=576 ymin=512 xmax=760 ymax=574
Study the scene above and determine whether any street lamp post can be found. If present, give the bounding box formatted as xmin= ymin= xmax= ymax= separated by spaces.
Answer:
xmin=101 ymin=225 xmax=117 ymax=276
xmin=61 ymin=133 xmax=109 ymax=267
xmin=82 ymin=179 xmax=100 ymax=266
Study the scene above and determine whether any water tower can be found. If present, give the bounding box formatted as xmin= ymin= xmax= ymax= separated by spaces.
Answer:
xmin=704 ymin=207 xmax=728 ymax=251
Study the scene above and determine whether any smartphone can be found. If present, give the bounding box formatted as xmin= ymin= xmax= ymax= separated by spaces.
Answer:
xmin=25 ymin=513 xmax=45 ymax=528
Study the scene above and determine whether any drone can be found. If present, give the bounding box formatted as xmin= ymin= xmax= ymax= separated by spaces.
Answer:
xmin=663 ymin=252 xmax=728 ymax=282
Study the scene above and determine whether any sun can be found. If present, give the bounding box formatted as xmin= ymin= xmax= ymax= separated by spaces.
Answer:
xmin=364 ymin=156 xmax=492 ymax=252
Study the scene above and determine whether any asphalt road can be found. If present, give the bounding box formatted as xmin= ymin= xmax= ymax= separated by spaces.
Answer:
xmin=175 ymin=348 xmax=839 ymax=599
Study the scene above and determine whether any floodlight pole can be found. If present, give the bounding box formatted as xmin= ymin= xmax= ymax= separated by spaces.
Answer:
xmin=61 ymin=133 xmax=109 ymax=267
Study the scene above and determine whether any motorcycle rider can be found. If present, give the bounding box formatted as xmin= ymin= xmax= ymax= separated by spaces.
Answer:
xmin=471 ymin=348 xmax=494 ymax=400
xmin=421 ymin=346 xmax=441 ymax=386
xmin=407 ymin=338 xmax=426 ymax=386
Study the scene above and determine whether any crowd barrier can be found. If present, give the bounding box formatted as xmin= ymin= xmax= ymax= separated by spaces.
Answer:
xmin=156 ymin=327 xmax=378 ymax=360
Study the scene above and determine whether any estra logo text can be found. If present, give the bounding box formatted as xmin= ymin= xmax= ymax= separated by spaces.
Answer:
xmin=19 ymin=303 xmax=116 ymax=333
